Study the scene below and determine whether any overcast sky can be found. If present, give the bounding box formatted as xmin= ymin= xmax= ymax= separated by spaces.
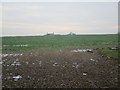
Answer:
xmin=2 ymin=2 xmax=118 ymax=36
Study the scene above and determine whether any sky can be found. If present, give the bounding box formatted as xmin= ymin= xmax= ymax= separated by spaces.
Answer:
xmin=2 ymin=2 xmax=118 ymax=36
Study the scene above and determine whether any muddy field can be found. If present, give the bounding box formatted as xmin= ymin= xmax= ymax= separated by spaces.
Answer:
xmin=1 ymin=48 xmax=119 ymax=88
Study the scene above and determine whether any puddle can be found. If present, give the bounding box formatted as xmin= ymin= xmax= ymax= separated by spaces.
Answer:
xmin=13 ymin=75 xmax=22 ymax=81
xmin=71 ymin=49 xmax=94 ymax=53
xmin=13 ymin=45 xmax=28 ymax=47
xmin=1 ymin=53 xmax=23 ymax=58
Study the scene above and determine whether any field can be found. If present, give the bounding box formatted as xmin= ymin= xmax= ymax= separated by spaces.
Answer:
xmin=2 ymin=34 xmax=118 ymax=52
xmin=1 ymin=34 xmax=120 ymax=88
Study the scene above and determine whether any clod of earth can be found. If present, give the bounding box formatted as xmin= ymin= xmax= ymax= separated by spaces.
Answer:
xmin=72 ymin=62 xmax=79 ymax=68
xmin=83 ymin=73 xmax=87 ymax=76
xmin=90 ymin=58 xmax=95 ymax=62
xmin=6 ymin=76 xmax=11 ymax=80
xmin=39 ymin=61 xmax=42 ymax=65
xmin=53 ymin=62 xmax=58 ymax=66
xmin=71 ymin=49 xmax=95 ymax=53
xmin=1 ymin=53 xmax=23 ymax=58
xmin=13 ymin=75 xmax=22 ymax=81
xmin=26 ymin=62 xmax=29 ymax=64
xmin=118 ymin=64 xmax=120 ymax=67
xmin=32 ymin=63 xmax=35 ymax=65
xmin=11 ymin=60 xmax=21 ymax=66
xmin=0 ymin=75 xmax=2 ymax=79
xmin=0 ymin=61 xmax=3 ymax=65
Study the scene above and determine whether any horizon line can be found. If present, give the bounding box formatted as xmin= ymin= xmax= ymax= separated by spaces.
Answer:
xmin=1 ymin=33 xmax=118 ymax=37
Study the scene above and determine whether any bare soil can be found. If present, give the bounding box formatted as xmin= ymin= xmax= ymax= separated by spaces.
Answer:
xmin=2 ymin=49 xmax=119 ymax=88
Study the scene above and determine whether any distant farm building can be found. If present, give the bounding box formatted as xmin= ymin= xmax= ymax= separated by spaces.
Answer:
xmin=45 ymin=32 xmax=54 ymax=36
xmin=68 ymin=32 xmax=76 ymax=35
